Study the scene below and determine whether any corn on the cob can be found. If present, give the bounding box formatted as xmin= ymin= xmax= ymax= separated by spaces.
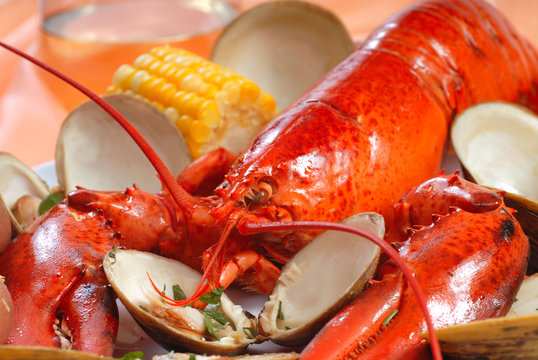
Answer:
xmin=107 ymin=45 xmax=279 ymax=158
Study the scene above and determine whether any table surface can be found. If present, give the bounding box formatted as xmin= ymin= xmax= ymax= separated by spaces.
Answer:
xmin=1 ymin=0 xmax=537 ymax=168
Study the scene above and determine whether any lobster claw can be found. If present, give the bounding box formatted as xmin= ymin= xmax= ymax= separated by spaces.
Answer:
xmin=302 ymin=175 xmax=529 ymax=359
xmin=0 ymin=203 xmax=119 ymax=355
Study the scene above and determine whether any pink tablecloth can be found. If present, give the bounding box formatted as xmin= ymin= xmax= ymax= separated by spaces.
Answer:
xmin=1 ymin=0 xmax=537 ymax=168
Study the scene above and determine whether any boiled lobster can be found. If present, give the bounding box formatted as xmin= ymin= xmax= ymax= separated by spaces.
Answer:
xmin=0 ymin=0 xmax=535 ymax=357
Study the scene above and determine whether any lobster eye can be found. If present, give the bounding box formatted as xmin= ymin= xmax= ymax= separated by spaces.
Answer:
xmin=255 ymin=180 xmax=274 ymax=204
xmin=253 ymin=189 xmax=269 ymax=204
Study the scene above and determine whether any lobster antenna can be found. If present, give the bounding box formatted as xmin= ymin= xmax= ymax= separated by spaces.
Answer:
xmin=0 ymin=41 xmax=196 ymax=214
xmin=240 ymin=220 xmax=443 ymax=360
xmin=148 ymin=210 xmax=241 ymax=307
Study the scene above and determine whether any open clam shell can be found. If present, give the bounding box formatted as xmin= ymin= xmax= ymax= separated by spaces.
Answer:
xmin=56 ymin=94 xmax=191 ymax=195
xmin=429 ymin=274 xmax=538 ymax=360
xmin=258 ymin=212 xmax=384 ymax=346
xmin=103 ymin=249 xmax=256 ymax=355
xmin=451 ymin=101 xmax=538 ymax=273
xmin=451 ymin=101 xmax=538 ymax=202
xmin=210 ymin=0 xmax=354 ymax=110
xmin=0 ymin=152 xmax=50 ymax=235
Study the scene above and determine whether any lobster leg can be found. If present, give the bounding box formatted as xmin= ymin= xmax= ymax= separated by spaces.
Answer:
xmin=209 ymin=249 xmax=280 ymax=293
xmin=177 ymin=147 xmax=237 ymax=195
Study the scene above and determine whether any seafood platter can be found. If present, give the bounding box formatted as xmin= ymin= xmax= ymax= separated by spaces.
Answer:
xmin=0 ymin=0 xmax=537 ymax=359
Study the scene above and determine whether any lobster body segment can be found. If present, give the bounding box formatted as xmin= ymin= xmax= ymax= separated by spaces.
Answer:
xmin=212 ymin=0 xmax=538 ymax=243
xmin=301 ymin=174 xmax=529 ymax=359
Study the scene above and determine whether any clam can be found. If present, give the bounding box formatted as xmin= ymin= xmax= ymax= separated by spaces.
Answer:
xmin=210 ymin=0 xmax=354 ymax=110
xmin=56 ymin=94 xmax=191 ymax=195
xmin=451 ymin=101 xmax=538 ymax=202
xmin=0 ymin=152 xmax=51 ymax=235
xmin=428 ymin=274 xmax=538 ymax=360
xmin=451 ymin=101 xmax=538 ymax=274
xmin=103 ymin=249 xmax=256 ymax=355
xmin=258 ymin=212 xmax=384 ymax=346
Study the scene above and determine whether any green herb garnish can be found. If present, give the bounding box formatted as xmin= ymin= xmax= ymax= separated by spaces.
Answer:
xmin=277 ymin=300 xmax=285 ymax=320
xmin=189 ymin=355 xmax=196 ymax=360
xmin=118 ymin=351 xmax=144 ymax=360
xmin=203 ymin=313 xmax=224 ymax=340
xmin=38 ymin=193 xmax=64 ymax=215
xmin=138 ymin=305 xmax=149 ymax=312
xmin=200 ymin=308 xmax=228 ymax=340
xmin=199 ymin=286 xmax=224 ymax=304
xmin=201 ymin=309 xmax=227 ymax=326
xmin=173 ymin=284 xmax=186 ymax=301
xmin=243 ymin=327 xmax=258 ymax=339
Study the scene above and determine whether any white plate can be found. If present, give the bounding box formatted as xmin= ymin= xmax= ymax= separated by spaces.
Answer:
xmin=33 ymin=162 xmax=292 ymax=357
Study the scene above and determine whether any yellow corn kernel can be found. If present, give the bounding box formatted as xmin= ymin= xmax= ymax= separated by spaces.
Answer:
xmin=113 ymin=64 xmax=136 ymax=90
xmin=133 ymin=53 xmax=158 ymax=69
xmin=185 ymin=138 xmax=201 ymax=158
xmin=146 ymin=77 xmax=168 ymax=100
xmin=180 ymin=73 xmax=204 ymax=94
xmin=151 ymin=101 xmax=165 ymax=111
xmin=199 ymin=99 xmax=220 ymax=126
xmin=106 ymin=85 xmax=120 ymax=94
xmin=136 ymin=74 xmax=159 ymax=98
xmin=239 ymin=80 xmax=261 ymax=106
xmin=150 ymin=46 xmax=174 ymax=59
xmin=156 ymin=82 xmax=177 ymax=107
xmin=189 ymin=120 xmax=211 ymax=144
xmin=164 ymin=107 xmax=179 ymax=124
xmin=130 ymin=70 xmax=151 ymax=93
xmin=171 ymin=67 xmax=196 ymax=87
xmin=184 ymin=95 xmax=204 ymax=118
xmin=202 ymin=83 xmax=219 ymax=99
xmin=157 ymin=61 xmax=176 ymax=78
xmin=219 ymin=81 xmax=240 ymax=103
xmin=176 ymin=114 xmax=193 ymax=134
xmin=170 ymin=91 xmax=189 ymax=111
xmin=259 ymin=92 xmax=277 ymax=115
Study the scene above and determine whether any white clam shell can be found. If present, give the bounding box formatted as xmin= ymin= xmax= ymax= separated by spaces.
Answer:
xmin=56 ymin=94 xmax=191 ymax=195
